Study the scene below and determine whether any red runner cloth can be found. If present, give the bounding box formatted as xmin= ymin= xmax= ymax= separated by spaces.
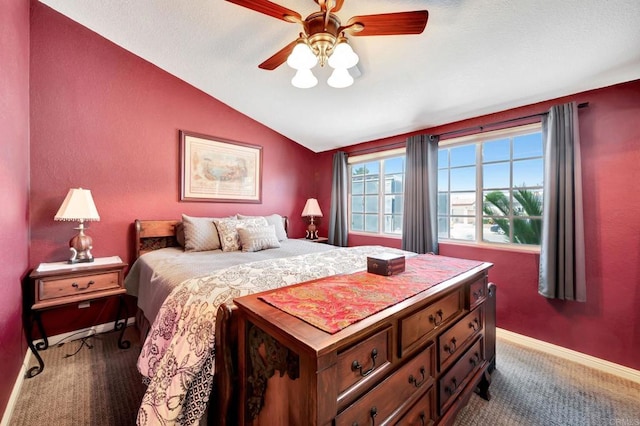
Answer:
xmin=259 ymin=254 xmax=484 ymax=334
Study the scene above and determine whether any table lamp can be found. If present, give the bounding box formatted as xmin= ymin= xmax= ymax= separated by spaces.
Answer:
xmin=54 ymin=188 xmax=100 ymax=263
xmin=302 ymin=198 xmax=323 ymax=240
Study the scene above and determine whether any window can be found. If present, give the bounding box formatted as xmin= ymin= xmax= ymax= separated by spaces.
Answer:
xmin=438 ymin=124 xmax=544 ymax=246
xmin=346 ymin=124 xmax=543 ymax=247
xmin=349 ymin=150 xmax=405 ymax=236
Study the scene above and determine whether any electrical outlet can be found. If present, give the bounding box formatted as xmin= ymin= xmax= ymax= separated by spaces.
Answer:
xmin=78 ymin=301 xmax=90 ymax=308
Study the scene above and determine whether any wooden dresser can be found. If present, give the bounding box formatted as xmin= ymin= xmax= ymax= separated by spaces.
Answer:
xmin=233 ymin=262 xmax=495 ymax=426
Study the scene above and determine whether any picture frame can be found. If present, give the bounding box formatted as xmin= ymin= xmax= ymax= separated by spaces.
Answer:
xmin=180 ymin=130 xmax=262 ymax=203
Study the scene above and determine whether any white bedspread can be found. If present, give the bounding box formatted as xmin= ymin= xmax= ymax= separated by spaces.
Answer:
xmin=134 ymin=245 xmax=412 ymax=426
xmin=124 ymin=239 xmax=336 ymax=325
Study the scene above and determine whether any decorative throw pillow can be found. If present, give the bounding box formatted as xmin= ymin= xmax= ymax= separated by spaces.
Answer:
xmin=237 ymin=225 xmax=281 ymax=252
xmin=182 ymin=214 xmax=221 ymax=252
xmin=237 ymin=213 xmax=288 ymax=241
xmin=214 ymin=216 xmax=269 ymax=252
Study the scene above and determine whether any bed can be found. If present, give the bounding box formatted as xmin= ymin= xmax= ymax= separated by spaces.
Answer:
xmin=124 ymin=215 xmax=415 ymax=425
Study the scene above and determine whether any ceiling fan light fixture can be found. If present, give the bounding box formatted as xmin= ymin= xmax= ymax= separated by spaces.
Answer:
xmin=291 ymin=68 xmax=318 ymax=88
xmin=327 ymin=67 xmax=354 ymax=88
xmin=287 ymin=40 xmax=318 ymax=70
xmin=328 ymin=37 xmax=359 ymax=69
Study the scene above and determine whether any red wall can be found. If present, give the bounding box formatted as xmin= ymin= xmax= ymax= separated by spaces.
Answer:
xmin=0 ymin=0 xmax=30 ymax=417
xmin=320 ymin=81 xmax=640 ymax=371
xmin=29 ymin=3 xmax=318 ymax=336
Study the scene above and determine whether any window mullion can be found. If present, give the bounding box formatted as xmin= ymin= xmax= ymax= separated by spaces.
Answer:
xmin=476 ymin=142 xmax=483 ymax=243
xmin=379 ymin=159 xmax=384 ymax=234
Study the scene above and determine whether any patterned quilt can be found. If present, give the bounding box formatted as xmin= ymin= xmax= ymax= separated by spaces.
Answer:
xmin=135 ymin=245 xmax=410 ymax=425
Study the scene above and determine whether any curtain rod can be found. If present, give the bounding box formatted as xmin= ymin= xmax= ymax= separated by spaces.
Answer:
xmin=348 ymin=102 xmax=589 ymax=156
xmin=438 ymin=102 xmax=589 ymax=140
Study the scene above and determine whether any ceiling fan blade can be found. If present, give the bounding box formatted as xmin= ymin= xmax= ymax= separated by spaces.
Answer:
xmin=332 ymin=0 xmax=344 ymax=12
xmin=258 ymin=39 xmax=298 ymax=70
xmin=343 ymin=11 xmax=428 ymax=36
xmin=226 ymin=0 xmax=301 ymax=22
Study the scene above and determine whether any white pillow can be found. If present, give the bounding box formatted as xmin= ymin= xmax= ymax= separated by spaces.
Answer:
xmin=214 ymin=217 xmax=269 ymax=252
xmin=237 ymin=214 xmax=288 ymax=241
xmin=237 ymin=225 xmax=281 ymax=252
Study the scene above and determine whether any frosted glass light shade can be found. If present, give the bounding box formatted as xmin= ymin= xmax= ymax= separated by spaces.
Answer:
xmin=291 ymin=69 xmax=318 ymax=89
xmin=327 ymin=68 xmax=354 ymax=88
xmin=287 ymin=42 xmax=318 ymax=70
xmin=328 ymin=41 xmax=359 ymax=69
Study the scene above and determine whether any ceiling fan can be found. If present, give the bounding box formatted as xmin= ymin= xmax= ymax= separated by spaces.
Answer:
xmin=226 ymin=0 xmax=429 ymax=88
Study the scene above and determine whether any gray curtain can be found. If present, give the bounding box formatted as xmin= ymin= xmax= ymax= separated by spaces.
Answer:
xmin=538 ymin=102 xmax=586 ymax=301
xmin=402 ymin=134 xmax=439 ymax=254
xmin=328 ymin=151 xmax=348 ymax=247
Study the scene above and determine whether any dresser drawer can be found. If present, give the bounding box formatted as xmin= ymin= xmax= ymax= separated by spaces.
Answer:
xmin=394 ymin=385 xmax=435 ymax=426
xmin=438 ymin=307 xmax=483 ymax=370
xmin=399 ymin=290 xmax=463 ymax=357
xmin=468 ymin=277 xmax=487 ymax=309
xmin=337 ymin=327 xmax=392 ymax=404
xmin=439 ymin=337 xmax=484 ymax=414
xmin=336 ymin=344 xmax=434 ymax=426
xmin=37 ymin=271 xmax=121 ymax=301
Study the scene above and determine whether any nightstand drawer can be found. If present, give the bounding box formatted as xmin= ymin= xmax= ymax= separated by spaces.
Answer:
xmin=37 ymin=271 xmax=121 ymax=301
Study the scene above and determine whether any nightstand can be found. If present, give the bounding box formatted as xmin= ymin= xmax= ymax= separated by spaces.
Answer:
xmin=25 ymin=257 xmax=129 ymax=378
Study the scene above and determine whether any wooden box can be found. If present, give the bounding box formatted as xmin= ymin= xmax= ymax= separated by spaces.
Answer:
xmin=367 ymin=253 xmax=406 ymax=276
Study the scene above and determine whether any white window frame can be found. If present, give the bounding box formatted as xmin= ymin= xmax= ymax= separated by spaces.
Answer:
xmin=348 ymin=148 xmax=405 ymax=238
xmin=437 ymin=123 xmax=544 ymax=249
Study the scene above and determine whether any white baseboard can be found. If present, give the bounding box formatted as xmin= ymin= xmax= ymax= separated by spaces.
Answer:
xmin=31 ymin=316 xmax=135 ymax=347
xmin=0 ymin=317 xmax=135 ymax=426
xmin=497 ymin=328 xmax=640 ymax=384
xmin=0 ymin=350 xmax=30 ymax=426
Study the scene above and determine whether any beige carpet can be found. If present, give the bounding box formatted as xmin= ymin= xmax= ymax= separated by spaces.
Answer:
xmin=455 ymin=340 xmax=640 ymax=425
xmin=10 ymin=327 xmax=145 ymax=426
xmin=9 ymin=328 xmax=640 ymax=425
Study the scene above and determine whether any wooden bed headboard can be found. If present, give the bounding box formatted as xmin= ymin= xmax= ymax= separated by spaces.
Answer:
xmin=135 ymin=219 xmax=181 ymax=259
xmin=134 ymin=216 xmax=290 ymax=259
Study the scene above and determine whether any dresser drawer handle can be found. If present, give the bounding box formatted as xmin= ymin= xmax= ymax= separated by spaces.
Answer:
xmin=351 ymin=406 xmax=377 ymax=426
xmin=408 ymin=366 xmax=427 ymax=388
xmin=469 ymin=318 xmax=480 ymax=331
xmin=444 ymin=337 xmax=457 ymax=354
xmin=473 ymin=288 xmax=485 ymax=299
xmin=420 ymin=412 xmax=426 ymax=426
xmin=429 ymin=309 xmax=443 ymax=326
xmin=351 ymin=348 xmax=378 ymax=377
xmin=72 ymin=280 xmax=95 ymax=290
xmin=445 ymin=377 xmax=458 ymax=396
xmin=469 ymin=352 xmax=481 ymax=367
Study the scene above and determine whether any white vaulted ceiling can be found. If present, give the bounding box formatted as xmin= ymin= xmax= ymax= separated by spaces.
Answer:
xmin=39 ymin=0 xmax=640 ymax=152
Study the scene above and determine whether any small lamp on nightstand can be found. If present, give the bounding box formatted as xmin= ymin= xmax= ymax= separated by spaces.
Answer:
xmin=54 ymin=188 xmax=100 ymax=263
xmin=302 ymin=198 xmax=323 ymax=240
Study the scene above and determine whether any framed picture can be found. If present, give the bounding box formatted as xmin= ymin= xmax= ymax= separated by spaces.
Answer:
xmin=180 ymin=130 xmax=262 ymax=203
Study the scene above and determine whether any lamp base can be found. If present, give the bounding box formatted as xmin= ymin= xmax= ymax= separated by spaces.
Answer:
xmin=68 ymin=229 xmax=94 ymax=264
xmin=305 ymin=221 xmax=318 ymax=240
xmin=68 ymin=256 xmax=95 ymax=265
